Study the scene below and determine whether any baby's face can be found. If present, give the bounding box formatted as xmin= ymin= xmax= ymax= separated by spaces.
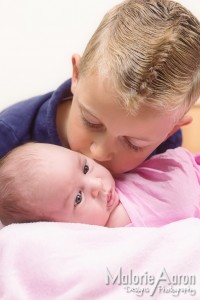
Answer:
xmin=33 ymin=144 xmax=119 ymax=226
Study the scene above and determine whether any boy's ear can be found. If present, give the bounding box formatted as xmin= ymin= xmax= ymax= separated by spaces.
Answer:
xmin=166 ymin=115 xmax=193 ymax=138
xmin=71 ymin=54 xmax=81 ymax=94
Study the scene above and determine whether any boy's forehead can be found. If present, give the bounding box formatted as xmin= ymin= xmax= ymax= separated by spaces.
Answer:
xmin=78 ymin=73 xmax=178 ymax=119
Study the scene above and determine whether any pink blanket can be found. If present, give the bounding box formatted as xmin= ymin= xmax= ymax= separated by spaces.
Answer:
xmin=0 ymin=218 xmax=200 ymax=299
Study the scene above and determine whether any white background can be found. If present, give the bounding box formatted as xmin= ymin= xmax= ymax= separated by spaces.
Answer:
xmin=0 ymin=0 xmax=199 ymax=111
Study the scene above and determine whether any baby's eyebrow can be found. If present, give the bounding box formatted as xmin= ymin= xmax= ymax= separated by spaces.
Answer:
xmin=78 ymin=156 xmax=83 ymax=171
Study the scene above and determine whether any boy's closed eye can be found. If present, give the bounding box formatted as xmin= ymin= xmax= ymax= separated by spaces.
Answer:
xmin=80 ymin=104 xmax=103 ymax=129
xmin=81 ymin=114 xmax=103 ymax=129
xmin=123 ymin=137 xmax=142 ymax=152
xmin=79 ymin=103 xmax=145 ymax=153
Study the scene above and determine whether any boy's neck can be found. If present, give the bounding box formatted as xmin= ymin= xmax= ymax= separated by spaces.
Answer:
xmin=105 ymin=202 xmax=131 ymax=228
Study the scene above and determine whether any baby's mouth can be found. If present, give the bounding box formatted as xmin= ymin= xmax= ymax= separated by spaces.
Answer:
xmin=107 ymin=189 xmax=115 ymax=208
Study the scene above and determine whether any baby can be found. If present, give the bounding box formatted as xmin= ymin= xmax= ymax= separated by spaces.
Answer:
xmin=0 ymin=143 xmax=199 ymax=227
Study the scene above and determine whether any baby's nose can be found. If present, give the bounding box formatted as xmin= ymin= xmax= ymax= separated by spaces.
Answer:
xmin=90 ymin=178 xmax=102 ymax=198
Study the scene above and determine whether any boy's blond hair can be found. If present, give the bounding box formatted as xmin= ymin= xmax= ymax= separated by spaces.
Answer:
xmin=79 ymin=0 xmax=200 ymax=117
xmin=0 ymin=144 xmax=53 ymax=225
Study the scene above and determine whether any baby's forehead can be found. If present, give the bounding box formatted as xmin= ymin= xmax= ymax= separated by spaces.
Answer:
xmin=18 ymin=143 xmax=66 ymax=158
xmin=11 ymin=143 xmax=82 ymax=176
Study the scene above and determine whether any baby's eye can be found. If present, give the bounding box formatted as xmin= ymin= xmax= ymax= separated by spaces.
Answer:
xmin=75 ymin=191 xmax=82 ymax=206
xmin=83 ymin=163 xmax=89 ymax=174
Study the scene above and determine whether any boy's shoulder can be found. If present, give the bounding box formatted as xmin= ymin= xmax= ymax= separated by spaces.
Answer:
xmin=0 ymin=92 xmax=53 ymax=158
xmin=0 ymin=92 xmax=53 ymax=136
xmin=0 ymin=79 xmax=72 ymax=158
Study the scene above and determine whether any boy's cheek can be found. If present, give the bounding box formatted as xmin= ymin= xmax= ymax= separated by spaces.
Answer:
xmin=67 ymin=125 xmax=91 ymax=151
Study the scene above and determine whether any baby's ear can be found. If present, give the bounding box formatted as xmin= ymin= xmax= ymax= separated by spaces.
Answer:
xmin=71 ymin=54 xmax=81 ymax=94
xmin=166 ymin=115 xmax=193 ymax=138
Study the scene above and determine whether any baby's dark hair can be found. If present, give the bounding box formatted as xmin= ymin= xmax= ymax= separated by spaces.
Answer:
xmin=0 ymin=143 xmax=54 ymax=226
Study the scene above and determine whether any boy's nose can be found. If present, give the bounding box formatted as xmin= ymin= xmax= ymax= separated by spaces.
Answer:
xmin=90 ymin=138 xmax=114 ymax=162
xmin=89 ymin=178 xmax=103 ymax=198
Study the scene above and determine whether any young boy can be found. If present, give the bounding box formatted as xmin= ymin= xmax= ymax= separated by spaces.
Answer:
xmin=0 ymin=0 xmax=200 ymax=174
xmin=0 ymin=143 xmax=199 ymax=227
